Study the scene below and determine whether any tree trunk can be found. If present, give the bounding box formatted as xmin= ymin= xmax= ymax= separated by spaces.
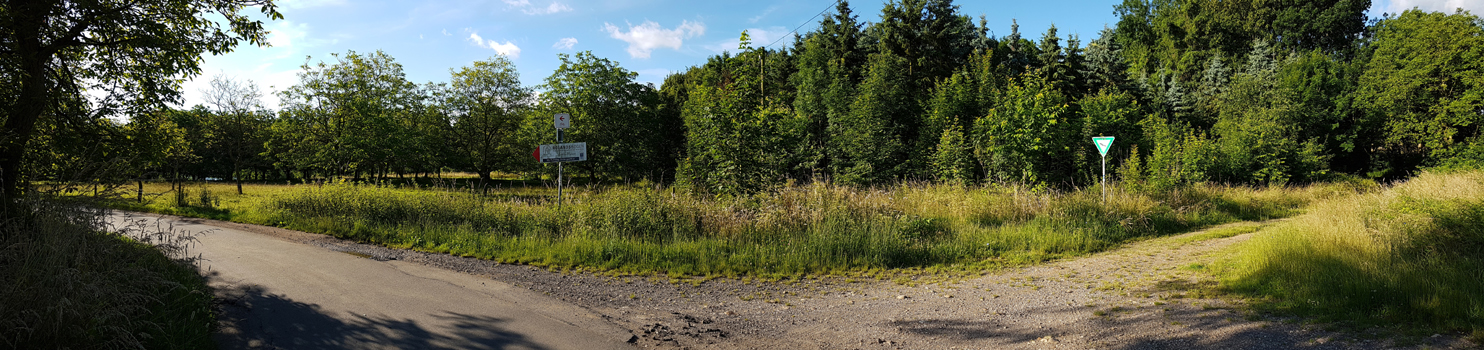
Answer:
xmin=1 ymin=4 xmax=52 ymax=209
xmin=477 ymin=169 xmax=493 ymax=195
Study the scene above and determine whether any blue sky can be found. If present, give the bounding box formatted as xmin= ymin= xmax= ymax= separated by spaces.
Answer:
xmin=181 ymin=0 xmax=1480 ymax=110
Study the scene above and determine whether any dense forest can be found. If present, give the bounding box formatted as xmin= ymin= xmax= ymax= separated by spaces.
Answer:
xmin=29 ymin=0 xmax=1484 ymax=195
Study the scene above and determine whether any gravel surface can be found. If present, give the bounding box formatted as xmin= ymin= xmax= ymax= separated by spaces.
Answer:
xmin=186 ymin=217 xmax=1476 ymax=350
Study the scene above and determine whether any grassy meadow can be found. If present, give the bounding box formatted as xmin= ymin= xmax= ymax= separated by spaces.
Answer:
xmin=98 ymin=178 xmax=1352 ymax=280
xmin=1211 ymin=170 xmax=1484 ymax=336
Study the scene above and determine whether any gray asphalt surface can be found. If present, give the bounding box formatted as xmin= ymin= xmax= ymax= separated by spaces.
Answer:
xmin=106 ymin=212 xmax=636 ymax=350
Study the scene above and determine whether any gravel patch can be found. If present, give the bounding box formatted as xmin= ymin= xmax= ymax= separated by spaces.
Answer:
xmin=163 ymin=215 xmax=1477 ymax=349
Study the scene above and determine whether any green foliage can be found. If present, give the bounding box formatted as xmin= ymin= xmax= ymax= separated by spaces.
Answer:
xmin=438 ymin=56 xmax=531 ymax=188
xmin=532 ymin=51 xmax=676 ymax=182
xmin=680 ymin=44 xmax=808 ymax=194
xmin=1357 ymin=10 xmax=1484 ymax=171
xmin=197 ymin=75 xmax=274 ymax=192
xmin=272 ymin=50 xmax=429 ymax=178
xmin=793 ymin=4 xmax=866 ymax=176
xmin=1079 ymin=88 xmax=1143 ymax=179
xmin=0 ymin=0 xmax=280 ymax=201
xmin=1209 ymin=58 xmax=1331 ymax=185
xmin=973 ymin=75 xmax=1074 ymax=185
xmin=1277 ymin=49 xmax=1367 ymax=173
xmin=833 ymin=53 xmax=913 ymax=185
xmin=1139 ymin=115 xmax=1214 ymax=189
xmin=932 ymin=125 xmax=978 ymax=186
xmin=1119 ymin=144 xmax=1146 ymax=189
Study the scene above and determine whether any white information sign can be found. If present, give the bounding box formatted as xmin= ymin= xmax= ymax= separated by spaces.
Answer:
xmin=554 ymin=113 xmax=571 ymax=129
xmin=537 ymin=142 xmax=587 ymax=163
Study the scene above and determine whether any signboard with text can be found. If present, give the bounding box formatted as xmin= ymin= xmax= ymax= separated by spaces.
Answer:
xmin=536 ymin=142 xmax=587 ymax=163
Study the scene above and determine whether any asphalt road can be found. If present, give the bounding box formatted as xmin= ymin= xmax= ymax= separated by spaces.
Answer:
xmin=106 ymin=212 xmax=636 ymax=350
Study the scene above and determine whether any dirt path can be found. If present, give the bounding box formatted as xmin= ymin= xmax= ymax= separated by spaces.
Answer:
xmin=116 ymin=211 xmax=1474 ymax=349
xmin=107 ymin=212 xmax=636 ymax=350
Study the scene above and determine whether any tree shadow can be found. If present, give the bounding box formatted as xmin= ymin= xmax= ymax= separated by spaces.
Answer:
xmin=212 ymin=277 xmax=549 ymax=350
xmin=883 ymin=303 xmax=1365 ymax=349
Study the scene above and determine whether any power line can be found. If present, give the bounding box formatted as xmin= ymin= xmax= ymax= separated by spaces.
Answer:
xmin=763 ymin=0 xmax=842 ymax=49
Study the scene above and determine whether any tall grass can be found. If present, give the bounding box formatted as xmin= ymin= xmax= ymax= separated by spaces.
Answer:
xmin=1213 ymin=171 xmax=1484 ymax=333
xmin=236 ymin=179 xmax=1330 ymax=278
xmin=0 ymin=200 xmax=215 ymax=349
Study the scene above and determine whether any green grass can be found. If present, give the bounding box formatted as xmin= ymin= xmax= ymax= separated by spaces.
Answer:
xmin=0 ymin=201 xmax=216 ymax=349
xmin=96 ymin=179 xmax=1336 ymax=279
xmin=1211 ymin=170 xmax=1484 ymax=335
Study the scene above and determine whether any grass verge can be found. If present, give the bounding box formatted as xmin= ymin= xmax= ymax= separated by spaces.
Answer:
xmin=99 ymin=179 xmax=1347 ymax=280
xmin=1211 ymin=170 xmax=1484 ymax=335
xmin=0 ymin=201 xmax=215 ymax=349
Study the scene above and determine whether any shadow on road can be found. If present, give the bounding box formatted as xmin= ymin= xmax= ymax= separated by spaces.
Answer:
xmin=883 ymin=303 xmax=1366 ymax=349
xmin=212 ymin=274 xmax=548 ymax=350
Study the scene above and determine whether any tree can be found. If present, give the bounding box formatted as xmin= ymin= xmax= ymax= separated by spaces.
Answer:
xmin=1277 ymin=49 xmax=1366 ymax=173
xmin=199 ymin=75 xmax=271 ymax=194
xmin=932 ymin=124 xmax=977 ymax=186
xmin=533 ymin=51 xmax=672 ymax=182
xmin=273 ymin=50 xmax=425 ymax=180
xmin=833 ymin=53 xmax=912 ymax=185
xmin=1083 ymin=27 xmax=1137 ymax=94
xmin=1210 ymin=66 xmax=1330 ymax=185
xmin=1356 ymin=10 xmax=1484 ymax=174
xmin=0 ymin=0 xmax=280 ymax=207
xmin=679 ymin=34 xmax=808 ymax=193
xmin=440 ymin=56 xmax=531 ymax=192
xmin=793 ymin=1 xmax=866 ymax=177
xmin=973 ymin=75 xmax=1074 ymax=185
xmin=1079 ymin=88 xmax=1143 ymax=180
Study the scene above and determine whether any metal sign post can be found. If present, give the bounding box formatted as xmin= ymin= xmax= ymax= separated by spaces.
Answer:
xmin=553 ymin=114 xmax=572 ymax=210
xmin=1093 ymin=136 xmax=1115 ymax=204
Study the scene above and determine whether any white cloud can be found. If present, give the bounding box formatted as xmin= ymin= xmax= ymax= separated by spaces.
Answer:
xmin=468 ymin=31 xmax=522 ymax=58
xmin=603 ymin=20 xmax=706 ymax=59
xmin=503 ymin=0 xmax=573 ymax=15
xmin=749 ymin=6 xmax=779 ymax=24
xmin=705 ymin=27 xmax=793 ymax=54
xmin=1384 ymin=0 xmax=1484 ymax=14
xmin=267 ymin=21 xmax=309 ymax=49
xmin=530 ymin=3 xmax=573 ymax=14
xmin=282 ymin=0 xmax=346 ymax=9
xmin=442 ymin=29 xmax=451 ymax=36
xmin=553 ymin=37 xmax=578 ymax=49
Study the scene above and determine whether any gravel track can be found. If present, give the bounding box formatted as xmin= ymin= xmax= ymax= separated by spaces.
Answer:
xmin=174 ymin=216 xmax=1475 ymax=349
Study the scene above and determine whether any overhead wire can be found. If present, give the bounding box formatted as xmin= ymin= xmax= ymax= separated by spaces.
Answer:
xmin=763 ymin=0 xmax=844 ymax=49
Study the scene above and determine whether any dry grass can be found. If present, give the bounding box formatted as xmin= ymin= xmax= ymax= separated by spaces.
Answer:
xmin=103 ymin=179 xmax=1332 ymax=279
xmin=0 ymin=200 xmax=215 ymax=349
xmin=1214 ymin=170 xmax=1484 ymax=333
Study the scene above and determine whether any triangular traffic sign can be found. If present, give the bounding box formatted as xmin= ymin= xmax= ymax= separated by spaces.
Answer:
xmin=1093 ymin=136 xmax=1115 ymax=156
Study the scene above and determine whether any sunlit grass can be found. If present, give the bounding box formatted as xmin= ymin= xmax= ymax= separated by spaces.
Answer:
xmin=1211 ymin=170 xmax=1484 ymax=334
xmin=100 ymin=179 xmax=1337 ymax=279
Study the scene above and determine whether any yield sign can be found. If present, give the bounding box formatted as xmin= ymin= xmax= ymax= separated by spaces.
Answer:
xmin=1093 ymin=136 xmax=1115 ymax=156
